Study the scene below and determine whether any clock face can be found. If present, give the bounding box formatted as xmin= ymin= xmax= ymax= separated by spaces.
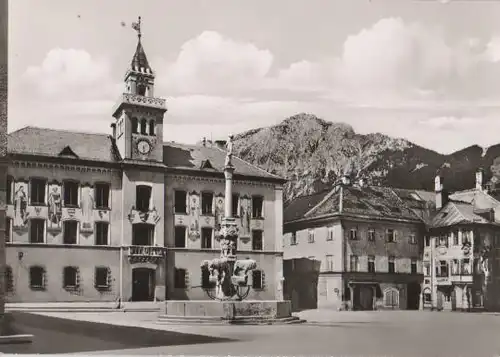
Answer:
xmin=137 ymin=140 xmax=151 ymax=155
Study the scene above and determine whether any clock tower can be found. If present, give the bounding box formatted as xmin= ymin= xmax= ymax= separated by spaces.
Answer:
xmin=112 ymin=17 xmax=167 ymax=163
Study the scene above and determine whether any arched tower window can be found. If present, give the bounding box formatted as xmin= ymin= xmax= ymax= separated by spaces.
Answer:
xmin=137 ymin=83 xmax=146 ymax=96
xmin=140 ymin=119 xmax=147 ymax=135
xmin=132 ymin=118 xmax=139 ymax=134
xmin=149 ymin=120 xmax=155 ymax=136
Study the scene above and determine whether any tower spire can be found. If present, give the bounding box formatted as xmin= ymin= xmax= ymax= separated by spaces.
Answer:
xmin=129 ymin=16 xmax=152 ymax=73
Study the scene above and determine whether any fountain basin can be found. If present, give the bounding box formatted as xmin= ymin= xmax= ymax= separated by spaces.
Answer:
xmin=159 ymin=300 xmax=305 ymax=325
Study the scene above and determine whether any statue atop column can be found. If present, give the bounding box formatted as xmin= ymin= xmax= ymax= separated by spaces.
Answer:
xmin=200 ymin=132 xmax=256 ymax=301
xmin=224 ymin=134 xmax=234 ymax=168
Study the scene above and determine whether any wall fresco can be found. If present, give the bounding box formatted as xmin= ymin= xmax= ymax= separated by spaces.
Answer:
xmin=47 ymin=182 xmax=62 ymax=234
xmin=188 ymin=191 xmax=200 ymax=240
xmin=80 ymin=184 xmax=94 ymax=233
xmin=239 ymin=195 xmax=251 ymax=238
xmin=214 ymin=193 xmax=225 ymax=237
xmin=13 ymin=181 xmax=28 ymax=230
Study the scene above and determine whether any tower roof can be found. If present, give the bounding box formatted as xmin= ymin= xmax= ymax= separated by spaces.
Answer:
xmin=129 ymin=16 xmax=153 ymax=73
xmin=131 ymin=40 xmax=152 ymax=73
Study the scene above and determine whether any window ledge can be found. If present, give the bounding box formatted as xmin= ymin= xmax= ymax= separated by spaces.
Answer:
xmin=96 ymin=207 xmax=111 ymax=211
xmin=30 ymin=203 xmax=47 ymax=207
xmin=200 ymin=213 xmax=215 ymax=217
xmin=64 ymin=286 xmax=80 ymax=291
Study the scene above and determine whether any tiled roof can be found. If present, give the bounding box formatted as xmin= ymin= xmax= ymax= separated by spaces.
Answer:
xmin=163 ymin=142 xmax=284 ymax=181
xmin=8 ymin=127 xmax=118 ymax=162
xmin=8 ymin=128 xmax=284 ymax=182
xmin=283 ymin=189 xmax=332 ymax=222
xmin=285 ymin=184 xmax=424 ymax=223
xmin=430 ymin=201 xmax=490 ymax=228
xmin=391 ymin=188 xmax=437 ymax=225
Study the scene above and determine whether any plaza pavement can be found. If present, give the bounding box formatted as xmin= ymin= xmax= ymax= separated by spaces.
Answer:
xmin=27 ymin=309 xmax=500 ymax=356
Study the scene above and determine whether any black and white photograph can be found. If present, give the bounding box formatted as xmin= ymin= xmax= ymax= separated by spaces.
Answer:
xmin=2 ymin=0 xmax=500 ymax=355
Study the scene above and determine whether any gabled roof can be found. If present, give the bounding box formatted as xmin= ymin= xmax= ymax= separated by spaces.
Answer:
xmin=163 ymin=142 xmax=285 ymax=181
xmin=284 ymin=184 xmax=425 ymax=223
xmin=8 ymin=127 xmax=118 ymax=162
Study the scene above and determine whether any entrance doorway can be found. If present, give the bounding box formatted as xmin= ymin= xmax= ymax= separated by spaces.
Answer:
xmin=353 ymin=285 xmax=374 ymax=310
xmin=132 ymin=268 xmax=155 ymax=301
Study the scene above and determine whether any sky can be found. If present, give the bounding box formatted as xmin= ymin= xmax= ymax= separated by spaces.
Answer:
xmin=7 ymin=0 xmax=500 ymax=154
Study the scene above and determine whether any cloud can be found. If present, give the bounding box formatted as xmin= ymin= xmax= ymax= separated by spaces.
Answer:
xmin=11 ymin=20 xmax=500 ymax=155
xmin=22 ymin=48 xmax=119 ymax=99
xmin=157 ymin=31 xmax=273 ymax=95
xmin=418 ymin=116 xmax=480 ymax=130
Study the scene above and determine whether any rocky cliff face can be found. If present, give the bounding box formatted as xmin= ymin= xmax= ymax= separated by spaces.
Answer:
xmin=232 ymin=113 xmax=500 ymax=201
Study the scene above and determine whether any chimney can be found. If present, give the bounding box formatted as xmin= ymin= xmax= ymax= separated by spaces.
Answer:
xmin=110 ymin=123 xmax=116 ymax=139
xmin=435 ymin=174 xmax=445 ymax=210
xmin=476 ymin=168 xmax=484 ymax=191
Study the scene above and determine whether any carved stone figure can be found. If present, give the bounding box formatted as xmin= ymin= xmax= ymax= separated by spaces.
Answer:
xmin=233 ymin=259 xmax=257 ymax=285
xmin=224 ymin=134 xmax=234 ymax=167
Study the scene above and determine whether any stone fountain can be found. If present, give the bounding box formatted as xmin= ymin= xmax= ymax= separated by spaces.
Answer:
xmin=160 ymin=135 xmax=302 ymax=324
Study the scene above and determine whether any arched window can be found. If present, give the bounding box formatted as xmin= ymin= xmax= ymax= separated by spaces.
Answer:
xmin=149 ymin=120 xmax=155 ymax=136
xmin=423 ymin=288 xmax=432 ymax=304
xmin=132 ymin=117 xmax=139 ymax=134
xmin=140 ymin=119 xmax=147 ymax=135
xmin=137 ymin=83 xmax=146 ymax=96
xmin=384 ymin=287 xmax=399 ymax=309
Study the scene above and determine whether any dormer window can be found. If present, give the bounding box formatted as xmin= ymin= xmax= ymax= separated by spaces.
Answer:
xmin=140 ymin=119 xmax=147 ymax=135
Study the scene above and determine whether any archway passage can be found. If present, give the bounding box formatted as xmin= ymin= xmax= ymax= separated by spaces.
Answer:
xmin=407 ymin=282 xmax=421 ymax=310
xmin=132 ymin=268 xmax=155 ymax=301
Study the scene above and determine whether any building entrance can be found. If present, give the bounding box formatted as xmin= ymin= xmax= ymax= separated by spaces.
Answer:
xmin=132 ymin=268 xmax=155 ymax=301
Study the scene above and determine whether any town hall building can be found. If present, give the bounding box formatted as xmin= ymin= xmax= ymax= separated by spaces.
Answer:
xmin=3 ymin=23 xmax=286 ymax=303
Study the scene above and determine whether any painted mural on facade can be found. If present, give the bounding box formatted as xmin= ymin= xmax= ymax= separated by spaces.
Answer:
xmin=13 ymin=181 xmax=28 ymax=230
xmin=214 ymin=193 xmax=225 ymax=237
xmin=188 ymin=191 xmax=200 ymax=240
xmin=47 ymin=182 xmax=62 ymax=233
xmin=239 ymin=195 xmax=251 ymax=237
xmin=80 ymin=185 xmax=94 ymax=233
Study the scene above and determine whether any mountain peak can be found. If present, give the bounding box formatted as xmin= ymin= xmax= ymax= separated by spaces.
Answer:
xmin=232 ymin=113 xmax=500 ymax=200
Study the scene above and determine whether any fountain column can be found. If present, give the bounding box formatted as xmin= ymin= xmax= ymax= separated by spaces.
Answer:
xmin=216 ymin=135 xmax=239 ymax=299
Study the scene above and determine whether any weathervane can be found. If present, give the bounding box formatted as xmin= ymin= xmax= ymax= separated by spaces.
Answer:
xmin=131 ymin=16 xmax=142 ymax=39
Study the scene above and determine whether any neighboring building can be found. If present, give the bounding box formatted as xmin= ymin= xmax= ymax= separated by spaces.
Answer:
xmin=423 ymin=170 xmax=500 ymax=311
xmin=283 ymin=176 xmax=430 ymax=311
xmin=4 ymin=28 xmax=286 ymax=302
